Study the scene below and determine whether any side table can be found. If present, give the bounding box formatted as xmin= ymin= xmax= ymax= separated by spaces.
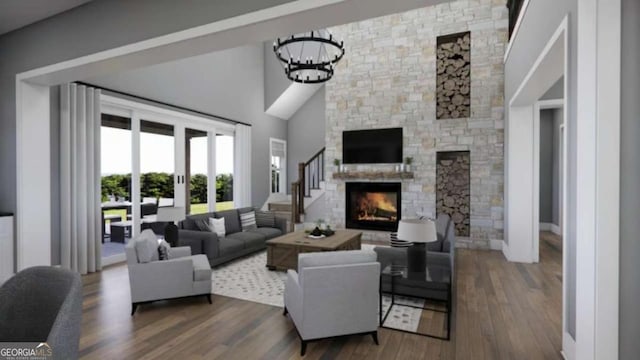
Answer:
xmin=379 ymin=263 xmax=452 ymax=340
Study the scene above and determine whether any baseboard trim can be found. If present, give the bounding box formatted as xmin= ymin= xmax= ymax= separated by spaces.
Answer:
xmin=102 ymin=253 xmax=126 ymax=267
xmin=562 ymin=331 xmax=576 ymax=360
xmin=540 ymin=222 xmax=562 ymax=236
xmin=501 ymin=241 xmax=511 ymax=260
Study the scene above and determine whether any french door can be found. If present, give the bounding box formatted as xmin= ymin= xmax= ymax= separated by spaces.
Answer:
xmin=102 ymin=96 xmax=232 ymax=238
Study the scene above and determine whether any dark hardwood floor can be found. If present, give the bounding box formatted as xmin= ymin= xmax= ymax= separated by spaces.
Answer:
xmin=79 ymin=234 xmax=562 ymax=359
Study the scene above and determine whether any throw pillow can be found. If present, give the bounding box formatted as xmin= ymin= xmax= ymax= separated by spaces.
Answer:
xmin=157 ymin=239 xmax=170 ymax=260
xmin=194 ymin=218 xmax=212 ymax=232
xmin=255 ymin=210 xmax=276 ymax=228
xmin=208 ymin=217 xmax=226 ymax=238
xmin=240 ymin=211 xmax=257 ymax=231
xmin=135 ymin=230 xmax=159 ymax=263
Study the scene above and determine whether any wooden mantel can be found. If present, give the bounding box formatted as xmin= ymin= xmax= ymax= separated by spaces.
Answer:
xmin=332 ymin=171 xmax=414 ymax=180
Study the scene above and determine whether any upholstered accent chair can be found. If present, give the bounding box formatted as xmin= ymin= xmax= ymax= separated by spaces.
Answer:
xmin=125 ymin=230 xmax=212 ymax=315
xmin=375 ymin=213 xmax=456 ymax=302
xmin=0 ymin=266 xmax=83 ymax=360
xmin=284 ymin=250 xmax=380 ymax=356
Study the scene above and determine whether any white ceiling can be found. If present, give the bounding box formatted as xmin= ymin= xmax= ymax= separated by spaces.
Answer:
xmin=0 ymin=0 xmax=92 ymax=35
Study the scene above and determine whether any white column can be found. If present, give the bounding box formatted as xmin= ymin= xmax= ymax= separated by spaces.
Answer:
xmin=131 ymin=112 xmax=141 ymax=236
xmin=174 ymin=126 xmax=186 ymax=210
xmin=207 ymin=131 xmax=217 ymax=212
xmin=234 ymin=124 xmax=252 ymax=207
xmin=16 ymin=81 xmax=51 ymax=270
xmin=576 ymin=0 xmax=621 ymax=358
xmin=504 ymin=105 xmax=535 ymax=263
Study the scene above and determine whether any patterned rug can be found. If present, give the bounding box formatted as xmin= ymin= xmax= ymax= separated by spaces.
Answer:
xmin=210 ymin=245 xmax=424 ymax=332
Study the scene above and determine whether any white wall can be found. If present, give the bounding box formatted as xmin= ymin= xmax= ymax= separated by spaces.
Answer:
xmin=286 ymin=86 xmax=326 ymax=191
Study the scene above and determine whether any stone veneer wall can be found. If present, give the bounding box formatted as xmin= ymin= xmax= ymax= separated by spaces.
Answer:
xmin=324 ymin=0 xmax=507 ymax=248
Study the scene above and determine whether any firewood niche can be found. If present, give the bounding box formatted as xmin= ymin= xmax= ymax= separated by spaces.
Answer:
xmin=436 ymin=31 xmax=471 ymax=119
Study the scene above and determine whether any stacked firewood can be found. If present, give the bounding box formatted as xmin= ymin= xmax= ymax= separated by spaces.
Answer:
xmin=436 ymin=151 xmax=471 ymax=237
xmin=436 ymin=32 xmax=471 ymax=119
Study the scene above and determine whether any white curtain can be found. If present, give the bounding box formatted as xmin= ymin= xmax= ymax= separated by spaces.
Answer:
xmin=60 ymin=83 xmax=102 ymax=274
xmin=234 ymin=124 xmax=252 ymax=207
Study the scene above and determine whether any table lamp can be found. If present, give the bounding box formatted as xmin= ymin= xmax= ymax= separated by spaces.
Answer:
xmin=397 ymin=218 xmax=438 ymax=273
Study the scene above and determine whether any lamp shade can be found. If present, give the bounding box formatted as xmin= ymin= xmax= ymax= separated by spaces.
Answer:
xmin=156 ymin=207 xmax=186 ymax=222
xmin=396 ymin=218 xmax=437 ymax=243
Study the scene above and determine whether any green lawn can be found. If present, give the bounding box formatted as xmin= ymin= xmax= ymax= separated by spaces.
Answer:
xmin=103 ymin=201 xmax=234 ymax=221
xmin=190 ymin=201 xmax=234 ymax=214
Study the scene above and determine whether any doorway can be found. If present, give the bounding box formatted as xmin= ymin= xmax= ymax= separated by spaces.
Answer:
xmin=505 ymin=16 xmax=570 ymax=356
xmin=269 ymin=138 xmax=287 ymax=195
xmin=100 ymin=95 xmax=233 ymax=243
xmin=535 ymin=100 xmax=564 ymax=261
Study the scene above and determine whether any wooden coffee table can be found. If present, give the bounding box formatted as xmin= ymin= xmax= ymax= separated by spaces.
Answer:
xmin=266 ymin=229 xmax=363 ymax=271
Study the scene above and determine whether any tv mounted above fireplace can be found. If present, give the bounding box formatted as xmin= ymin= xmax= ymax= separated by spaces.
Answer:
xmin=342 ymin=128 xmax=403 ymax=164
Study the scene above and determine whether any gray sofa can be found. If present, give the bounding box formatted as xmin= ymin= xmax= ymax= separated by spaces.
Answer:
xmin=374 ymin=214 xmax=456 ymax=301
xmin=178 ymin=207 xmax=287 ymax=267
xmin=0 ymin=266 xmax=82 ymax=360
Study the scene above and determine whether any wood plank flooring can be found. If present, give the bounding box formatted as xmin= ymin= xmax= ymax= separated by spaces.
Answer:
xmin=79 ymin=233 xmax=562 ymax=359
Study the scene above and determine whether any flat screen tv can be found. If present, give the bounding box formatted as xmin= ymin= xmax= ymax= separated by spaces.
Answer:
xmin=343 ymin=128 xmax=403 ymax=164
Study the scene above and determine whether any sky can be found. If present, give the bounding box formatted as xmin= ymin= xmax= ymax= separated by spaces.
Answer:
xmin=101 ymin=127 xmax=234 ymax=175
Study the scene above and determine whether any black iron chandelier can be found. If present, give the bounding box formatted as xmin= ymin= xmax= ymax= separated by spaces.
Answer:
xmin=273 ymin=29 xmax=345 ymax=84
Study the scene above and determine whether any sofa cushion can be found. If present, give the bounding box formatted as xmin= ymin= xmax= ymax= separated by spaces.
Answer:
xmin=191 ymin=255 xmax=212 ymax=281
xmin=226 ymin=231 xmax=266 ymax=249
xmin=255 ymin=210 xmax=276 ymax=228
xmin=180 ymin=218 xmax=199 ymax=231
xmin=181 ymin=212 xmax=216 ymax=231
xmin=208 ymin=217 xmax=226 ymax=238
xmin=157 ymin=240 xmax=170 ymax=260
xmin=248 ymin=227 xmax=282 ymax=240
xmin=134 ymin=230 xmax=158 ymax=263
xmin=240 ymin=211 xmax=257 ymax=231
xmin=237 ymin=207 xmax=255 ymax=214
xmin=194 ymin=218 xmax=212 ymax=232
xmin=215 ymin=209 xmax=241 ymax=234
xmin=298 ymin=250 xmax=376 ymax=272
xmin=218 ymin=237 xmax=245 ymax=256
xmin=427 ymin=240 xmax=443 ymax=252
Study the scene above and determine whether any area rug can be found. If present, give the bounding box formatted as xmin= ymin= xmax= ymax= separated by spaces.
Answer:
xmin=210 ymin=245 xmax=425 ymax=332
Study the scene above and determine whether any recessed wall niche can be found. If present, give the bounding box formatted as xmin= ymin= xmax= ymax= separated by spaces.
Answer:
xmin=436 ymin=31 xmax=471 ymax=119
xmin=436 ymin=151 xmax=471 ymax=236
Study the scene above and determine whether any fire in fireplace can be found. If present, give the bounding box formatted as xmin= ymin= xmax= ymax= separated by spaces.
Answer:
xmin=346 ymin=182 xmax=401 ymax=232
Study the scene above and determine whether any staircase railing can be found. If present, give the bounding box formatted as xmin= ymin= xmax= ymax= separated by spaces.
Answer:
xmin=291 ymin=147 xmax=325 ymax=227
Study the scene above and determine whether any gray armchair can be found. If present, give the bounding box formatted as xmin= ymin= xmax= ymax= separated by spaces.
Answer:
xmin=375 ymin=213 xmax=456 ymax=301
xmin=284 ymin=250 xmax=380 ymax=356
xmin=125 ymin=230 xmax=212 ymax=315
xmin=0 ymin=266 xmax=82 ymax=360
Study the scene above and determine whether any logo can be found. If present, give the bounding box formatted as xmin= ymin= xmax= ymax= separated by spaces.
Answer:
xmin=0 ymin=342 xmax=52 ymax=360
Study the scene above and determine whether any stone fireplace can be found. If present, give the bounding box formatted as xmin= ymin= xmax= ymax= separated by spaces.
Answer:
xmin=345 ymin=182 xmax=401 ymax=232
xmin=324 ymin=2 xmax=507 ymax=248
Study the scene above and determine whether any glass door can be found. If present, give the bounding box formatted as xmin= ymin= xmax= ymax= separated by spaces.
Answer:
xmin=102 ymin=99 xmax=232 ymax=239
xmin=100 ymin=113 xmax=132 ymax=261
xmin=138 ymin=120 xmax=175 ymax=234
xmin=216 ymin=134 xmax=234 ymax=210
xmin=186 ymin=128 xmax=210 ymax=214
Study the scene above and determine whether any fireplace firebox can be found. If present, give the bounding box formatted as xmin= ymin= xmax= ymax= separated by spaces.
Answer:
xmin=345 ymin=182 xmax=401 ymax=232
